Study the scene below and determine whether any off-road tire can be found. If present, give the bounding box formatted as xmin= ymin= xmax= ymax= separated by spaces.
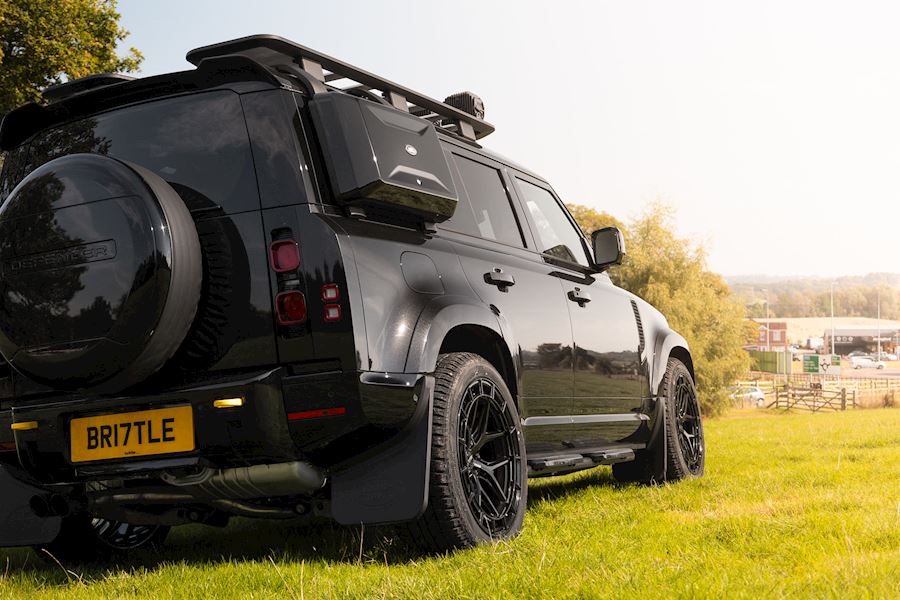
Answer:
xmin=408 ymin=353 xmax=527 ymax=552
xmin=661 ymin=358 xmax=705 ymax=480
xmin=613 ymin=357 xmax=704 ymax=483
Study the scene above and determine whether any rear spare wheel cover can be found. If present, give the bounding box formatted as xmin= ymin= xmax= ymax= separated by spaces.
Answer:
xmin=0 ymin=154 xmax=201 ymax=392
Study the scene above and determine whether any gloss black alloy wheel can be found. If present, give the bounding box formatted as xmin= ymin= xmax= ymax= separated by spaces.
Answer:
xmin=673 ymin=372 xmax=704 ymax=475
xmin=91 ymin=518 xmax=166 ymax=551
xmin=36 ymin=514 xmax=169 ymax=563
xmin=457 ymin=377 xmax=523 ymax=537
xmin=661 ymin=357 xmax=705 ymax=481
xmin=409 ymin=353 xmax=527 ymax=552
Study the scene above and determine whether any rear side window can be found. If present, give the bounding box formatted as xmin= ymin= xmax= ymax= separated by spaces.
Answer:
xmin=445 ymin=154 xmax=524 ymax=247
xmin=516 ymin=178 xmax=591 ymax=267
xmin=25 ymin=91 xmax=259 ymax=214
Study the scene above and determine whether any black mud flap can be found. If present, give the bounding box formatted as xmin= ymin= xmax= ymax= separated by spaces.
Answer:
xmin=650 ymin=397 xmax=668 ymax=483
xmin=331 ymin=377 xmax=433 ymax=525
xmin=0 ymin=466 xmax=62 ymax=547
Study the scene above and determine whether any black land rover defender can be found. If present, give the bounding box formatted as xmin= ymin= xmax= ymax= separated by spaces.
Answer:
xmin=0 ymin=35 xmax=704 ymax=558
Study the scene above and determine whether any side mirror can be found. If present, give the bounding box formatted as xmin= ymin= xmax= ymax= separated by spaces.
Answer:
xmin=591 ymin=227 xmax=626 ymax=270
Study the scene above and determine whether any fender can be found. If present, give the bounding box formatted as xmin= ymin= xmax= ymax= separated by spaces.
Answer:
xmin=650 ymin=329 xmax=692 ymax=396
xmin=403 ymin=294 xmax=519 ymax=379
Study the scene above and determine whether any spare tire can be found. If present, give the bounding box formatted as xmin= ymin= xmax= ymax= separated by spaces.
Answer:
xmin=0 ymin=154 xmax=201 ymax=393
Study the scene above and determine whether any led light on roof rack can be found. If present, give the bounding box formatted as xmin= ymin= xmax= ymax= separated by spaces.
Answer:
xmin=444 ymin=92 xmax=485 ymax=120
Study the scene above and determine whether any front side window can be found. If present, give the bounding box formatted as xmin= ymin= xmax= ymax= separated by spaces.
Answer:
xmin=517 ymin=178 xmax=590 ymax=267
xmin=446 ymin=154 xmax=524 ymax=247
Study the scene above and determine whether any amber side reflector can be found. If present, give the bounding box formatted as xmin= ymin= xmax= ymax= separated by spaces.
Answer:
xmin=213 ymin=397 xmax=244 ymax=409
xmin=11 ymin=421 xmax=38 ymax=431
xmin=287 ymin=407 xmax=347 ymax=421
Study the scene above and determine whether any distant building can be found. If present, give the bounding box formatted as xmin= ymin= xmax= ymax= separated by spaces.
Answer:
xmin=750 ymin=320 xmax=789 ymax=352
xmin=824 ymin=327 xmax=900 ymax=354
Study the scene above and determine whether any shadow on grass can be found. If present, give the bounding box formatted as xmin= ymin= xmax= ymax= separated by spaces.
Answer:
xmin=0 ymin=467 xmax=626 ymax=585
xmin=527 ymin=466 xmax=624 ymax=506
xmin=0 ymin=517 xmax=423 ymax=584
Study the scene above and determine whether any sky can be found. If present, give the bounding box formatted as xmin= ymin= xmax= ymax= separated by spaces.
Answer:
xmin=116 ymin=0 xmax=900 ymax=278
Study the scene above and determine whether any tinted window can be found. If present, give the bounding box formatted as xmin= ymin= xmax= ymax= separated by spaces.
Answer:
xmin=517 ymin=178 xmax=590 ymax=267
xmin=25 ymin=91 xmax=258 ymax=214
xmin=446 ymin=155 xmax=523 ymax=247
xmin=0 ymin=145 xmax=28 ymax=205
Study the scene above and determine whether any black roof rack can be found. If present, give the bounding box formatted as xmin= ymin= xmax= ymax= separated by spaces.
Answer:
xmin=186 ymin=34 xmax=494 ymax=141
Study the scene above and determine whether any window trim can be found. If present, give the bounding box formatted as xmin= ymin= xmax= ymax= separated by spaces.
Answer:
xmin=510 ymin=172 xmax=595 ymax=274
xmin=437 ymin=147 xmax=530 ymax=251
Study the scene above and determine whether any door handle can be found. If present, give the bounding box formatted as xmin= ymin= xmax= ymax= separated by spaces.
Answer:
xmin=568 ymin=288 xmax=591 ymax=305
xmin=484 ymin=269 xmax=515 ymax=290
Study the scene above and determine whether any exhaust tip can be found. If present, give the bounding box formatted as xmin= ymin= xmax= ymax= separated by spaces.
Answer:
xmin=29 ymin=495 xmax=51 ymax=518
xmin=48 ymin=494 xmax=70 ymax=517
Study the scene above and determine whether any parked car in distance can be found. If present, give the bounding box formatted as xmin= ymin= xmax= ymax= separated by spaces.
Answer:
xmin=851 ymin=356 xmax=886 ymax=370
xmin=729 ymin=385 xmax=766 ymax=407
xmin=848 ymin=350 xmax=869 ymax=358
xmin=872 ymin=351 xmax=898 ymax=361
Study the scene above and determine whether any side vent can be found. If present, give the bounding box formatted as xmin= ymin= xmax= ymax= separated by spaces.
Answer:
xmin=631 ymin=300 xmax=645 ymax=355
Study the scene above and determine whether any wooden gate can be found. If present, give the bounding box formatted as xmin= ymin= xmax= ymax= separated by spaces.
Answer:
xmin=770 ymin=385 xmax=856 ymax=412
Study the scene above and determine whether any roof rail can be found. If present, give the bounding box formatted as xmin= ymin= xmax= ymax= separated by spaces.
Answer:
xmin=185 ymin=34 xmax=494 ymax=141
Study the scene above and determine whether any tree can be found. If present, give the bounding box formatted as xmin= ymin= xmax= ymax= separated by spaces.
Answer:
xmin=0 ymin=0 xmax=142 ymax=116
xmin=565 ymin=202 xmax=627 ymax=243
xmin=569 ymin=201 xmax=750 ymax=415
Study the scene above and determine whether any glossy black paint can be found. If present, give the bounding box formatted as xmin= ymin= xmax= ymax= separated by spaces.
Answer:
xmin=0 ymin=42 xmax=697 ymax=539
xmin=309 ymin=92 xmax=459 ymax=221
xmin=0 ymin=154 xmax=173 ymax=389
xmin=11 ymin=369 xmax=295 ymax=484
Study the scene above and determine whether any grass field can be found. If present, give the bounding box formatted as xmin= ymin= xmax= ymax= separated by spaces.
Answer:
xmin=1 ymin=409 xmax=898 ymax=599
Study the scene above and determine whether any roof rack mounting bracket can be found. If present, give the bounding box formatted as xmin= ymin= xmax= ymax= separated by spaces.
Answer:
xmin=298 ymin=57 xmax=325 ymax=82
xmin=386 ymin=91 xmax=408 ymax=112
xmin=457 ymin=121 xmax=476 ymax=141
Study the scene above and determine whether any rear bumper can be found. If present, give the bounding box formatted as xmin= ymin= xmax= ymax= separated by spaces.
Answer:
xmin=0 ymin=368 xmax=436 ymax=543
xmin=10 ymin=369 xmax=296 ymax=483
xmin=3 ymin=367 xmax=430 ymax=484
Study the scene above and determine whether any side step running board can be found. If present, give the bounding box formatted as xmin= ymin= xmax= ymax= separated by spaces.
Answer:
xmin=583 ymin=449 xmax=634 ymax=465
xmin=527 ymin=448 xmax=636 ymax=476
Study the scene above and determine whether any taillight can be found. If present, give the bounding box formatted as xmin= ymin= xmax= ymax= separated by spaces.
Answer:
xmin=270 ymin=240 xmax=300 ymax=272
xmin=275 ymin=291 xmax=307 ymax=325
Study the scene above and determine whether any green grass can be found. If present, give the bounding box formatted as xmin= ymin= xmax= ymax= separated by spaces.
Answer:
xmin=1 ymin=409 xmax=898 ymax=599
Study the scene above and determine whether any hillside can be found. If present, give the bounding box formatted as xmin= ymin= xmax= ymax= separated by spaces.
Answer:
xmin=728 ymin=273 xmax=900 ymax=320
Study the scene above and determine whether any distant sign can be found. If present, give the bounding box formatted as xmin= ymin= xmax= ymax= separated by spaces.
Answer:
xmin=803 ymin=354 xmax=841 ymax=375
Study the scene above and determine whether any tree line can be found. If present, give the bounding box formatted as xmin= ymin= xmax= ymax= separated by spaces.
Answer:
xmin=733 ymin=280 xmax=900 ymax=320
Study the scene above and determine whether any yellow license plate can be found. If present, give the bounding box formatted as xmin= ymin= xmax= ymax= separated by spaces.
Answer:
xmin=70 ymin=406 xmax=194 ymax=463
